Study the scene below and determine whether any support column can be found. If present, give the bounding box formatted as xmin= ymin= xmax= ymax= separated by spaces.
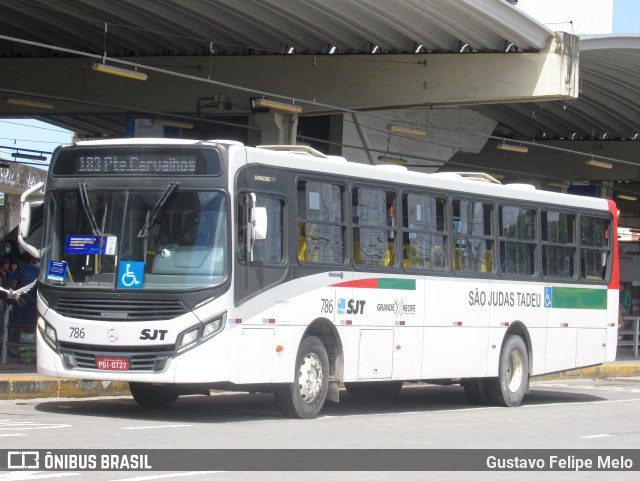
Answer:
xmin=253 ymin=111 xmax=299 ymax=145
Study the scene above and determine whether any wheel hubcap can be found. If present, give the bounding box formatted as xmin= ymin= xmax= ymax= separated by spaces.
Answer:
xmin=506 ymin=350 xmax=524 ymax=393
xmin=298 ymin=352 xmax=323 ymax=404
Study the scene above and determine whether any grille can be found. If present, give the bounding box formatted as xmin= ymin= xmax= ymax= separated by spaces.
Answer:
xmin=58 ymin=342 xmax=174 ymax=371
xmin=54 ymin=298 xmax=187 ymax=321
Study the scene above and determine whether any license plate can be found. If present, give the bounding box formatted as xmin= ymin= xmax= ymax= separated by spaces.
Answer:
xmin=96 ymin=357 xmax=129 ymax=371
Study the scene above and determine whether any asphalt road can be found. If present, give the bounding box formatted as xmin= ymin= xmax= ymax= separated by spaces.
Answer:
xmin=0 ymin=378 xmax=639 ymax=480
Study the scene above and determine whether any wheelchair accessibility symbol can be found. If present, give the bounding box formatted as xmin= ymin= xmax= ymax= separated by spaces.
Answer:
xmin=118 ymin=261 xmax=144 ymax=289
xmin=544 ymin=287 xmax=553 ymax=308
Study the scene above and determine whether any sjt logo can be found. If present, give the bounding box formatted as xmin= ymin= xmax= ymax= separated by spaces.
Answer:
xmin=139 ymin=329 xmax=168 ymax=341
xmin=337 ymin=298 xmax=366 ymax=315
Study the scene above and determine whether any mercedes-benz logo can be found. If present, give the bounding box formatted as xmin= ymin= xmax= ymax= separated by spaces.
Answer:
xmin=107 ymin=329 xmax=118 ymax=342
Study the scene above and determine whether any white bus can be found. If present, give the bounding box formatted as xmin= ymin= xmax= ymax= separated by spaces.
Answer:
xmin=21 ymin=139 xmax=619 ymax=418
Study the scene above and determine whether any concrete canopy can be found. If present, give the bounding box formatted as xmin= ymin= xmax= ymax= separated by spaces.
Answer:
xmin=0 ymin=0 xmax=638 ymax=222
xmin=0 ymin=0 xmax=570 ymax=137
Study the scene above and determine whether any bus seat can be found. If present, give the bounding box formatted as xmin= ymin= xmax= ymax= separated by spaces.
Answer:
xmin=384 ymin=243 xmax=395 ymax=267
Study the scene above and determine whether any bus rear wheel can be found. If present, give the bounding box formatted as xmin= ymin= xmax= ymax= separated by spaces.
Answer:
xmin=129 ymin=382 xmax=179 ymax=409
xmin=274 ymin=336 xmax=329 ymax=419
xmin=487 ymin=334 xmax=529 ymax=407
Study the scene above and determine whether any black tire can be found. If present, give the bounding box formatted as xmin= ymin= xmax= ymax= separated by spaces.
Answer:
xmin=129 ymin=382 xmax=179 ymax=409
xmin=486 ymin=335 xmax=529 ymax=407
xmin=345 ymin=381 xmax=403 ymax=399
xmin=274 ymin=336 xmax=329 ymax=419
xmin=461 ymin=378 xmax=489 ymax=405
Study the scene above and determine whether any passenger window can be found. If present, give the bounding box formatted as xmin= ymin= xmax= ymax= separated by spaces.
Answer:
xmin=542 ymin=211 xmax=576 ymax=278
xmin=453 ymin=199 xmax=493 ymax=273
xmin=499 ymin=206 xmax=536 ymax=276
xmin=580 ymin=215 xmax=611 ymax=281
xmin=352 ymin=187 xmax=396 ymax=268
xmin=297 ymin=181 xmax=345 ymax=265
xmin=402 ymin=193 xmax=447 ymax=271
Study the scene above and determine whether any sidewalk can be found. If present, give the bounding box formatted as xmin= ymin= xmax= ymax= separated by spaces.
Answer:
xmin=1 ymin=347 xmax=639 ymax=401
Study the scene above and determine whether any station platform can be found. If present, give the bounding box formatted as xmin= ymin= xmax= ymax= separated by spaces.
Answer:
xmin=0 ymin=347 xmax=638 ymax=401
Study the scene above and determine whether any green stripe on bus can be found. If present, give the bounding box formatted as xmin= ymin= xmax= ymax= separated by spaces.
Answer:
xmin=552 ymin=287 xmax=607 ymax=309
xmin=377 ymin=278 xmax=416 ymax=290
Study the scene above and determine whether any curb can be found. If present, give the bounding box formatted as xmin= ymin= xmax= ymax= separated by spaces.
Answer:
xmin=535 ymin=362 xmax=640 ymax=381
xmin=0 ymin=363 xmax=638 ymax=400
xmin=0 ymin=377 xmax=130 ymax=400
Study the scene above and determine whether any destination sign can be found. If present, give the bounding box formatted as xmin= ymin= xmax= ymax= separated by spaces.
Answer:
xmin=51 ymin=147 xmax=222 ymax=176
xmin=77 ymin=155 xmax=196 ymax=174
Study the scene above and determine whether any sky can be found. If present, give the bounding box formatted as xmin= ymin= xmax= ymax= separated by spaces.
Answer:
xmin=0 ymin=0 xmax=639 ymax=167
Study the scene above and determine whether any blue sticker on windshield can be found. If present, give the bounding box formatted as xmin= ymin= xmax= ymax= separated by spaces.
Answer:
xmin=47 ymin=260 xmax=67 ymax=281
xmin=118 ymin=261 xmax=144 ymax=289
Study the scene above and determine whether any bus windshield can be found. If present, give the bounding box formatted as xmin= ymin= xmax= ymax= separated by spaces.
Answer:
xmin=41 ymin=188 xmax=229 ymax=290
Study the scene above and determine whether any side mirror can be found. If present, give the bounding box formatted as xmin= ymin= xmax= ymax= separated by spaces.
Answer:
xmin=245 ymin=193 xmax=268 ymax=261
xmin=252 ymin=206 xmax=268 ymax=241
xmin=18 ymin=182 xmax=44 ymax=259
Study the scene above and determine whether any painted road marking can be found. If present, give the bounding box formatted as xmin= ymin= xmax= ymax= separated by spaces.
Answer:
xmin=0 ymin=421 xmax=71 ymax=431
xmin=122 ymin=425 xmax=192 ymax=430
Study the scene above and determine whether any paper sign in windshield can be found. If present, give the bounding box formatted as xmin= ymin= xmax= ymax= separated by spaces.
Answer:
xmin=47 ymin=260 xmax=67 ymax=281
xmin=65 ymin=235 xmax=117 ymax=255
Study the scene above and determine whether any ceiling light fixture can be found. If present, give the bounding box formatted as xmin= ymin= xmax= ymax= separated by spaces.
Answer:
xmin=152 ymin=118 xmax=194 ymax=130
xmin=12 ymin=152 xmax=47 ymax=161
xmin=251 ymin=98 xmax=302 ymax=113
xmin=4 ymin=96 xmax=54 ymax=110
xmin=496 ymin=143 xmax=528 ymax=153
xmin=386 ymin=125 xmax=427 ymax=136
xmin=616 ymin=194 xmax=637 ymax=201
xmin=585 ymin=159 xmax=613 ymax=169
xmin=92 ymin=62 xmax=148 ymax=81
xmin=377 ymin=154 xmax=407 ymax=165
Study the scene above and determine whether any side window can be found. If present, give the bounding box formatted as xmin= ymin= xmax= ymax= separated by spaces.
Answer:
xmin=402 ymin=193 xmax=447 ymax=271
xmin=453 ymin=199 xmax=493 ymax=274
xmin=297 ymin=180 xmax=346 ymax=265
xmin=580 ymin=215 xmax=611 ymax=281
xmin=237 ymin=195 xmax=284 ymax=264
xmin=352 ymin=187 xmax=397 ymax=268
xmin=499 ymin=206 xmax=536 ymax=276
xmin=542 ymin=211 xmax=576 ymax=278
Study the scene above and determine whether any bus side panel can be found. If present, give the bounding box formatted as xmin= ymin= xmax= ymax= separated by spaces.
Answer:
xmin=340 ymin=274 xmax=424 ymax=381
xmin=605 ymin=289 xmax=619 ymax=362
xmin=487 ymin=282 xmax=548 ymax=377
xmin=422 ymin=279 xmax=489 ymax=379
xmin=545 ymin=285 xmax=609 ymax=372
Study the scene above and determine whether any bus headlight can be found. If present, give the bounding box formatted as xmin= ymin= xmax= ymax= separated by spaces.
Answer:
xmin=37 ymin=317 xmax=58 ymax=352
xmin=176 ymin=313 xmax=225 ymax=354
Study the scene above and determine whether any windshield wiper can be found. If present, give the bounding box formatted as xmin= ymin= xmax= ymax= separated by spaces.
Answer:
xmin=78 ymin=181 xmax=102 ymax=236
xmin=137 ymin=181 xmax=179 ymax=238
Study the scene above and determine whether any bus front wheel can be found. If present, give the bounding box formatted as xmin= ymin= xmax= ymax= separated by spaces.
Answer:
xmin=129 ymin=382 xmax=179 ymax=409
xmin=487 ymin=334 xmax=529 ymax=407
xmin=274 ymin=336 xmax=329 ymax=419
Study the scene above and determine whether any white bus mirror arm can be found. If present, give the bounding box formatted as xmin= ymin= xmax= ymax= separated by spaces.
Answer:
xmin=19 ymin=182 xmax=44 ymax=260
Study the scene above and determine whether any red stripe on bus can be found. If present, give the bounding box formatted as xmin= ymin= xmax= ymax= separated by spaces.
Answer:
xmin=608 ymin=199 xmax=620 ymax=290
xmin=330 ymin=278 xmax=379 ymax=289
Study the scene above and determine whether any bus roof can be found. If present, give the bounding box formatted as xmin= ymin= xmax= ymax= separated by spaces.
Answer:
xmin=60 ymin=138 xmax=611 ymax=213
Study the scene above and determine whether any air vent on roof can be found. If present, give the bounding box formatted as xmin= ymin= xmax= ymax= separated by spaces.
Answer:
xmin=257 ymin=145 xmax=327 ymax=158
xmin=504 ymin=183 xmax=536 ymax=191
xmin=432 ymin=172 xmax=502 ymax=184
xmin=376 ymin=164 xmax=408 ymax=172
